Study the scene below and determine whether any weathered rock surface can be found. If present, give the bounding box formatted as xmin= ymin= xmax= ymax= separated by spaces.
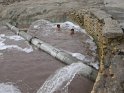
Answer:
xmin=0 ymin=0 xmax=104 ymax=27
xmin=104 ymin=0 xmax=124 ymax=31
xmin=103 ymin=18 xmax=123 ymax=38
xmin=67 ymin=1 xmax=124 ymax=93
xmin=0 ymin=0 xmax=28 ymax=5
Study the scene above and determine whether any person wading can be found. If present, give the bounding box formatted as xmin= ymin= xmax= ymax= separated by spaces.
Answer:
xmin=70 ymin=28 xmax=75 ymax=37
xmin=56 ymin=24 xmax=61 ymax=31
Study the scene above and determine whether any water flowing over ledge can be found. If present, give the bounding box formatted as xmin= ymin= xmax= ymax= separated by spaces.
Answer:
xmin=37 ymin=63 xmax=88 ymax=93
xmin=0 ymin=34 xmax=33 ymax=53
xmin=1 ymin=20 xmax=98 ymax=93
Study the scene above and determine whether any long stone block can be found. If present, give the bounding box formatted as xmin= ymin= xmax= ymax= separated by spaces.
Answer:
xmin=90 ymin=9 xmax=111 ymax=20
xmin=103 ymin=18 xmax=123 ymax=38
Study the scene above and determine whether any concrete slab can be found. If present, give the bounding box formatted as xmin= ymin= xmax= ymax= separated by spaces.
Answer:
xmin=90 ymin=9 xmax=111 ymax=20
xmin=104 ymin=0 xmax=124 ymax=32
xmin=103 ymin=18 xmax=123 ymax=38
xmin=105 ymin=7 xmax=124 ymax=13
xmin=104 ymin=0 xmax=124 ymax=8
xmin=119 ymin=22 xmax=124 ymax=29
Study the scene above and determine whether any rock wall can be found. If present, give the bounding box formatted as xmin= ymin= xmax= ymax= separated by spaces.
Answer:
xmin=68 ymin=8 xmax=124 ymax=93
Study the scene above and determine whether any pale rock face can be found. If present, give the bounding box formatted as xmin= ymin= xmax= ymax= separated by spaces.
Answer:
xmin=0 ymin=0 xmax=27 ymax=5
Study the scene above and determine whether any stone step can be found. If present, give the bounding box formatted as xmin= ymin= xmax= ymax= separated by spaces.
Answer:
xmin=119 ymin=22 xmax=124 ymax=29
xmin=118 ymin=20 xmax=124 ymax=23
xmin=104 ymin=7 xmax=124 ymax=30
xmin=105 ymin=8 xmax=124 ymax=19
xmin=113 ymin=17 xmax=124 ymax=20
xmin=105 ymin=7 xmax=124 ymax=13
xmin=111 ymin=13 xmax=124 ymax=18
xmin=103 ymin=18 xmax=123 ymax=38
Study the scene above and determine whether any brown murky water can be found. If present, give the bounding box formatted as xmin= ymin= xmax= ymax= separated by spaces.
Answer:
xmin=0 ymin=25 xmax=94 ymax=93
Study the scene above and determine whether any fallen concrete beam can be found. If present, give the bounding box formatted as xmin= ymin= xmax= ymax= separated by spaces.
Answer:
xmin=6 ymin=23 xmax=98 ymax=81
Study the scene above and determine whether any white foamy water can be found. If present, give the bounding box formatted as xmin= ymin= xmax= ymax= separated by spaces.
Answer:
xmin=86 ymin=39 xmax=97 ymax=51
xmin=61 ymin=48 xmax=99 ymax=70
xmin=31 ymin=20 xmax=86 ymax=35
xmin=6 ymin=36 xmax=24 ymax=41
xmin=90 ymin=62 xmax=99 ymax=70
xmin=72 ymin=53 xmax=85 ymax=61
xmin=71 ymin=53 xmax=99 ymax=69
xmin=53 ymin=21 xmax=86 ymax=33
xmin=0 ymin=34 xmax=33 ymax=53
xmin=0 ymin=82 xmax=21 ymax=93
xmin=37 ymin=63 xmax=84 ymax=93
xmin=0 ymin=34 xmax=24 ymax=41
